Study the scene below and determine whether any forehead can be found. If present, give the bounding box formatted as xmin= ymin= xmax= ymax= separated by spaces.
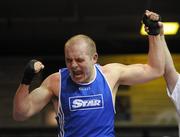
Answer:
xmin=65 ymin=39 xmax=89 ymax=57
xmin=66 ymin=38 xmax=87 ymax=48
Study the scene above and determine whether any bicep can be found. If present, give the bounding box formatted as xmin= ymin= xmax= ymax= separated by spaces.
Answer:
xmin=27 ymin=83 xmax=53 ymax=115
xmin=118 ymin=63 xmax=158 ymax=85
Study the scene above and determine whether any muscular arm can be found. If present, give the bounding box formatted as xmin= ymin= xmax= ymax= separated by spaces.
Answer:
xmin=13 ymin=86 xmax=53 ymax=121
xmin=116 ymin=35 xmax=164 ymax=85
xmin=118 ymin=11 xmax=164 ymax=85
xmin=13 ymin=78 xmax=54 ymax=121
xmin=143 ymin=13 xmax=178 ymax=93
xmin=13 ymin=60 xmax=59 ymax=121
xmin=104 ymin=15 xmax=164 ymax=90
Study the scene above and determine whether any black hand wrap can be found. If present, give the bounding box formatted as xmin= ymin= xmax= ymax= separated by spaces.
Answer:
xmin=142 ymin=14 xmax=161 ymax=35
xmin=21 ymin=59 xmax=38 ymax=85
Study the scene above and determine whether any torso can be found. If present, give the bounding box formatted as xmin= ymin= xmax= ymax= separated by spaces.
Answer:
xmin=56 ymin=64 xmax=115 ymax=137
xmin=50 ymin=64 xmax=120 ymax=113
xmin=45 ymin=64 xmax=121 ymax=136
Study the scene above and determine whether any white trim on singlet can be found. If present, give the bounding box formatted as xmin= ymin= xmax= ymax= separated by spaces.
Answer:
xmin=57 ymin=69 xmax=65 ymax=137
xmin=95 ymin=64 xmax=116 ymax=113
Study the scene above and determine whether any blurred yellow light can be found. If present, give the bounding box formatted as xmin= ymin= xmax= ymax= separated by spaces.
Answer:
xmin=140 ymin=22 xmax=179 ymax=35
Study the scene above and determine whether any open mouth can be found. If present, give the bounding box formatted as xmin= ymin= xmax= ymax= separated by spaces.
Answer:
xmin=72 ymin=71 xmax=83 ymax=78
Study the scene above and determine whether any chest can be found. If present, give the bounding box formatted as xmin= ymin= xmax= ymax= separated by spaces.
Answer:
xmin=61 ymin=75 xmax=113 ymax=112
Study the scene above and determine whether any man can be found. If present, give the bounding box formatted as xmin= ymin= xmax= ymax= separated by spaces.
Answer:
xmin=144 ymin=11 xmax=180 ymax=136
xmin=13 ymin=10 xmax=164 ymax=137
xmin=163 ymin=25 xmax=180 ymax=137
xmin=159 ymin=23 xmax=179 ymax=102
xmin=159 ymin=17 xmax=180 ymax=137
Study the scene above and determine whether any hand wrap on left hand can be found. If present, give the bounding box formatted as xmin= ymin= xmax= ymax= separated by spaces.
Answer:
xmin=142 ymin=14 xmax=161 ymax=35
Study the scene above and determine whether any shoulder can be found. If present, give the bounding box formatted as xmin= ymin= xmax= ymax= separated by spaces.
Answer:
xmin=45 ymin=72 xmax=60 ymax=86
xmin=100 ymin=63 xmax=126 ymax=82
xmin=98 ymin=63 xmax=127 ymax=92
xmin=101 ymin=63 xmax=137 ymax=85
xmin=47 ymin=72 xmax=60 ymax=81
xmin=100 ymin=63 xmax=126 ymax=74
xmin=41 ymin=72 xmax=60 ymax=95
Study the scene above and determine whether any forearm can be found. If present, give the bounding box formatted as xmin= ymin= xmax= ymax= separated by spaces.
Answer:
xmin=161 ymin=35 xmax=177 ymax=74
xmin=161 ymin=35 xmax=179 ymax=93
xmin=13 ymin=84 xmax=31 ymax=121
xmin=147 ymin=35 xmax=164 ymax=77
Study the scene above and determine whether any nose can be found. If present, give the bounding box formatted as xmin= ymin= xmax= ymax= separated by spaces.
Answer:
xmin=71 ymin=60 xmax=78 ymax=69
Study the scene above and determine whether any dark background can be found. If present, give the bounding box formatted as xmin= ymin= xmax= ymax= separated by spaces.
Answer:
xmin=0 ymin=0 xmax=180 ymax=57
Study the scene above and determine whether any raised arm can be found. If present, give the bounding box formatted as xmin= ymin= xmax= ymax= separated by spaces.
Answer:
xmin=115 ymin=10 xmax=164 ymax=85
xmin=114 ymin=36 xmax=164 ymax=85
xmin=13 ymin=60 xmax=54 ymax=121
xmin=160 ymin=24 xmax=179 ymax=93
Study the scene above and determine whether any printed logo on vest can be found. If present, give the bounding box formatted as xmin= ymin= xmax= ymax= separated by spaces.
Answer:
xmin=79 ymin=86 xmax=91 ymax=91
xmin=69 ymin=94 xmax=104 ymax=111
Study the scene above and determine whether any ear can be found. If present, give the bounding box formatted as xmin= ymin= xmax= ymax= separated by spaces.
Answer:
xmin=92 ymin=53 xmax=98 ymax=63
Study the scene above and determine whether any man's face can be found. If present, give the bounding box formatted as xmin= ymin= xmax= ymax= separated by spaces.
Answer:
xmin=65 ymin=40 xmax=97 ymax=83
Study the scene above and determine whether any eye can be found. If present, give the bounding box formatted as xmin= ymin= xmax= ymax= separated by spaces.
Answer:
xmin=76 ymin=58 xmax=84 ymax=63
xmin=66 ymin=58 xmax=72 ymax=63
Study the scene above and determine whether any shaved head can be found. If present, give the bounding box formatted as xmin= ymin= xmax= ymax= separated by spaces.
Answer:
xmin=65 ymin=34 xmax=97 ymax=57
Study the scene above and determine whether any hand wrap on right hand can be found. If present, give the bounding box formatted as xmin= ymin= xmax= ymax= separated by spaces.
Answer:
xmin=142 ymin=14 xmax=161 ymax=35
xmin=21 ymin=59 xmax=38 ymax=85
